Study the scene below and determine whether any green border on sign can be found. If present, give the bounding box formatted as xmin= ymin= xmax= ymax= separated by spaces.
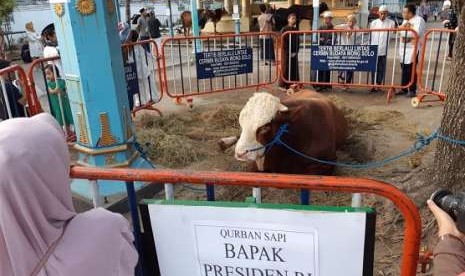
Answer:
xmin=143 ymin=199 xmax=375 ymax=213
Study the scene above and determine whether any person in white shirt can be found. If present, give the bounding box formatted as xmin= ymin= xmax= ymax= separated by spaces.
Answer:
xmin=369 ymin=5 xmax=395 ymax=92
xmin=335 ymin=14 xmax=360 ymax=87
xmin=25 ymin=22 xmax=43 ymax=59
xmin=398 ymin=4 xmax=426 ymax=97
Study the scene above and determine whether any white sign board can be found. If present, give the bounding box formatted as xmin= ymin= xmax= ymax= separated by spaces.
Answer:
xmin=194 ymin=222 xmax=318 ymax=275
xmin=148 ymin=203 xmax=374 ymax=276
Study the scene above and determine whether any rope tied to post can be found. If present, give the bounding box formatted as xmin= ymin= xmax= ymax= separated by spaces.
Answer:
xmin=245 ymin=124 xmax=465 ymax=170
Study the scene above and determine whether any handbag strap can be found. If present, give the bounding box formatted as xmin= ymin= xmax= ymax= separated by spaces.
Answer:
xmin=30 ymin=223 xmax=68 ymax=276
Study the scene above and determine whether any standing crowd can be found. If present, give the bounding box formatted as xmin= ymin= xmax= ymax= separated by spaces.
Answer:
xmin=255 ymin=0 xmax=459 ymax=99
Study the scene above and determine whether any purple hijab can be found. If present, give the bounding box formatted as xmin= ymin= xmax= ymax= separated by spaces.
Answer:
xmin=0 ymin=114 xmax=137 ymax=275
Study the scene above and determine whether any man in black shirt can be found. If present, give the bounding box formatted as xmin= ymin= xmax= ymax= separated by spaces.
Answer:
xmin=148 ymin=12 xmax=162 ymax=39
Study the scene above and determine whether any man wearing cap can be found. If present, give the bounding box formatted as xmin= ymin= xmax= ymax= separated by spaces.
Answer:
xmin=369 ymin=5 xmax=395 ymax=93
xmin=314 ymin=11 xmax=334 ymax=92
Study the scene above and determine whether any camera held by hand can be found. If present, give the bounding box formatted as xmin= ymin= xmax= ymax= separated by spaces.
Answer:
xmin=431 ymin=189 xmax=465 ymax=233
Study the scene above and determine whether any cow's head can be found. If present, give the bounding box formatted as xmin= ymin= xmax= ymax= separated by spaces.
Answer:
xmin=235 ymin=93 xmax=288 ymax=162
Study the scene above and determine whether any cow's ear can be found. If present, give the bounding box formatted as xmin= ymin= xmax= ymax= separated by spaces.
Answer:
xmin=278 ymin=103 xmax=288 ymax=112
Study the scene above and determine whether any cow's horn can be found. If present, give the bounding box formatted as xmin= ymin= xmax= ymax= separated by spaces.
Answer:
xmin=278 ymin=103 xmax=288 ymax=112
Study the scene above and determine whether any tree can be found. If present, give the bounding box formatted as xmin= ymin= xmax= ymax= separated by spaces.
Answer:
xmin=433 ymin=0 xmax=465 ymax=191
xmin=0 ymin=0 xmax=15 ymax=24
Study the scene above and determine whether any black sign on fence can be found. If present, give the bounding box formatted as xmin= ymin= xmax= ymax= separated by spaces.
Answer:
xmin=311 ymin=45 xmax=378 ymax=72
xmin=124 ymin=62 xmax=139 ymax=110
xmin=125 ymin=62 xmax=139 ymax=95
xmin=196 ymin=48 xmax=253 ymax=80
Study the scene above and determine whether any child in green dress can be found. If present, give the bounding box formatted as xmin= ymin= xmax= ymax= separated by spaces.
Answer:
xmin=45 ymin=64 xmax=74 ymax=134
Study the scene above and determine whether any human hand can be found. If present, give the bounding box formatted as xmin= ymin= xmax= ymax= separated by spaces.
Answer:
xmin=291 ymin=53 xmax=297 ymax=58
xmin=427 ymin=199 xmax=464 ymax=239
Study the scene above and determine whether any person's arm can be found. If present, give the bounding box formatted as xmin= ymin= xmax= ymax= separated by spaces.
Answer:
xmin=433 ymin=235 xmax=465 ymax=275
xmin=136 ymin=17 xmax=142 ymax=33
xmin=266 ymin=14 xmax=273 ymax=23
xmin=47 ymin=82 xmax=61 ymax=94
xmin=428 ymin=200 xmax=465 ymax=276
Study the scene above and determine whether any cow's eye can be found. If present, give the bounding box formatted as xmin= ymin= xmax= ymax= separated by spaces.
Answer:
xmin=258 ymin=125 xmax=271 ymax=134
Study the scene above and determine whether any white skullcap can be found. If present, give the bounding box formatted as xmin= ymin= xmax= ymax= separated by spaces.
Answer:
xmin=379 ymin=5 xmax=389 ymax=12
xmin=323 ymin=11 xmax=333 ymax=18
xmin=443 ymin=0 xmax=452 ymax=7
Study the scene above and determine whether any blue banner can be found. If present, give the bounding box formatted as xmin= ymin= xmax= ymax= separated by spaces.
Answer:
xmin=311 ymin=45 xmax=378 ymax=72
xmin=124 ymin=62 xmax=139 ymax=97
xmin=196 ymin=48 xmax=253 ymax=79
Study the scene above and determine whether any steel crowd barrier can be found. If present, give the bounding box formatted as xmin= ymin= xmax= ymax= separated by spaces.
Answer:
xmin=122 ymin=39 xmax=163 ymax=116
xmin=414 ymin=29 xmax=455 ymax=107
xmin=281 ymin=28 xmax=419 ymax=103
xmin=160 ymin=32 xmax=280 ymax=101
xmin=0 ymin=64 xmax=38 ymax=120
xmin=28 ymin=39 xmax=163 ymax=119
xmin=27 ymin=56 xmax=77 ymax=141
xmin=70 ymin=166 xmax=421 ymax=276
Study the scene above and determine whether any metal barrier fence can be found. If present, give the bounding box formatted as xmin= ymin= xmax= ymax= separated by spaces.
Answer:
xmin=70 ymin=166 xmax=421 ymax=276
xmin=27 ymin=56 xmax=77 ymax=140
xmin=0 ymin=64 xmax=38 ymax=121
xmin=281 ymin=28 xmax=419 ymax=102
xmin=414 ymin=28 xmax=455 ymax=107
xmin=160 ymin=32 xmax=280 ymax=99
xmin=27 ymin=39 xmax=163 ymax=117
xmin=122 ymin=39 xmax=163 ymax=116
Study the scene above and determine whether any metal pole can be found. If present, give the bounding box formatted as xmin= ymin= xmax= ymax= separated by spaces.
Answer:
xmin=165 ymin=183 xmax=174 ymax=200
xmin=206 ymin=184 xmax=215 ymax=201
xmin=90 ymin=180 xmax=102 ymax=207
xmin=300 ymin=189 xmax=310 ymax=205
xmin=234 ymin=3 xmax=241 ymax=43
xmin=0 ymin=76 xmax=12 ymax=118
xmin=125 ymin=181 xmax=144 ymax=276
xmin=191 ymin=0 xmax=201 ymax=51
xmin=115 ymin=0 xmax=122 ymax=22
xmin=351 ymin=193 xmax=362 ymax=207
xmin=167 ymin=0 xmax=174 ymax=37
xmin=253 ymin=187 xmax=262 ymax=203
xmin=312 ymin=0 xmax=320 ymax=43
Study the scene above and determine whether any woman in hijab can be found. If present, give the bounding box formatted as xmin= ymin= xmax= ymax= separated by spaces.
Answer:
xmin=0 ymin=113 xmax=138 ymax=275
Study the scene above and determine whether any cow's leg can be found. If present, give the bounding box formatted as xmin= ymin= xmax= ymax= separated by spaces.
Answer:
xmin=218 ymin=136 xmax=239 ymax=151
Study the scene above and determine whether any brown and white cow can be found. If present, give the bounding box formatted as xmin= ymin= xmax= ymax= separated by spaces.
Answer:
xmin=231 ymin=91 xmax=348 ymax=175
